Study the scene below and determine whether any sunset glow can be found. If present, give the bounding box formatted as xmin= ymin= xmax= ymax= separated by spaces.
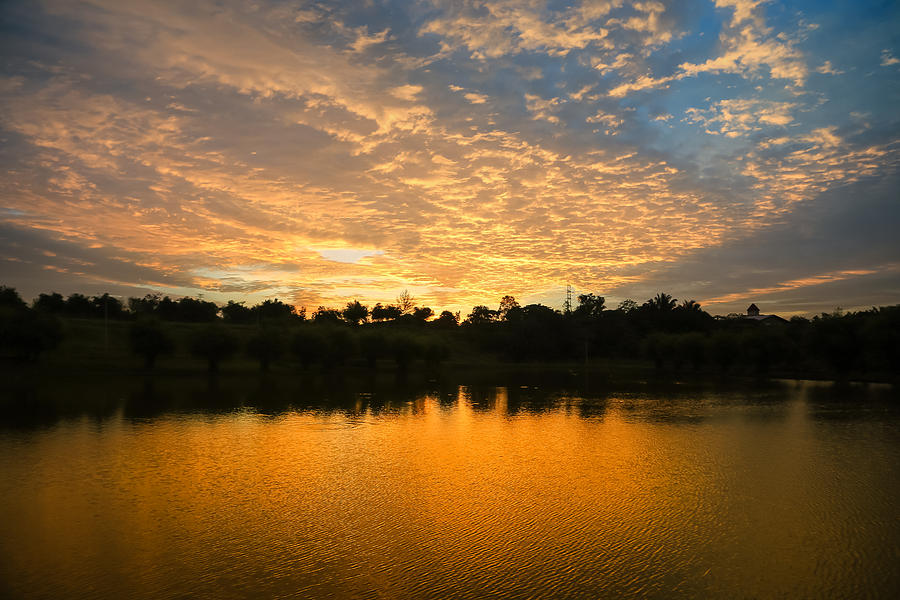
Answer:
xmin=2 ymin=0 xmax=898 ymax=314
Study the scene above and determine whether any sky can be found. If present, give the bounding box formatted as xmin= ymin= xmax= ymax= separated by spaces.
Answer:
xmin=1 ymin=0 xmax=899 ymax=316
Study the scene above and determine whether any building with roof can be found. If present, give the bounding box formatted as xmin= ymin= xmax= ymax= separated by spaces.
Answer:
xmin=743 ymin=304 xmax=787 ymax=324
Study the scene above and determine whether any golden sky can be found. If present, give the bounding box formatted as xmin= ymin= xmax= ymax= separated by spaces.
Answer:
xmin=1 ymin=0 xmax=899 ymax=315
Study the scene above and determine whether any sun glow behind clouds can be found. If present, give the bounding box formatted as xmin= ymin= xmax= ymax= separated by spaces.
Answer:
xmin=316 ymin=249 xmax=384 ymax=264
xmin=0 ymin=0 xmax=898 ymax=314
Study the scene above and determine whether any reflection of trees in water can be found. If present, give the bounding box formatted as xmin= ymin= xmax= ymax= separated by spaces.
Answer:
xmin=803 ymin=380 xmax=899 ymax=416
xmin=3 ymin=369 xmax=896 ymax=430
xmin=0 ymin=370 xmax=124 ymax=429
xmin=456 ymin=383 xmax=609 ymax=416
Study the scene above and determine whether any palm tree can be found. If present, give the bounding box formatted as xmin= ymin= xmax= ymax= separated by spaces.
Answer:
xmin=679 ymin=299 xmax=702 ymax=312
xmin=649 ymin=293 xmax=677 ymax=312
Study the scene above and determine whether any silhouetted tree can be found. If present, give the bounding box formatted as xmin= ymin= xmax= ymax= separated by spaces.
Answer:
xmin=312 ymin=307 xmax=344 ymax=325
xmin=0 ymin=293 xmax=62 ymax=361
xmin=222 ymin=300 xmax=253 ymax=324
xmin=371 ymin=303 xmax=402 ymax=321
xmin=672 ymin=299 xmax=713 ymax=332
xmin=811 ymin=311 xmax=863 ymax=375
xmin=33 ymin=292 xmax=66 ymax=314
xmin=863 ymin=305 xmax=900 ymax=375
xmin=92 ymin=293 xmax=125 ymax=319
xmin=155 ymin=296 xmax=177 ymax=320
xmin=65 ymin=293 xmax=94 ymax=318
xmin=574 ymin=293 xmax=605 ymax=319
xmin=648 ymin=293 xmax=677 ymax=312
xmin=501 ymin=303 xmax=565 ymax=361
xmin=246 ymin=328 xmax=286 ymax=371
xmin=433 ymin=310 xmax=459 ymax=329
xmin=679 ymin=299 xmax=701 ymax=312
xmin=499 ymin=295 xmax=520 ymax=321
xmin=189 ymin=325 xmax=238 ymax=372
xmin=617 ymin=299 xmax=637 ymax=313
xmin=253 ymin=298 xmax=296 ymax=322
xmin=128 ymin=293 xmax=161 ymax=316
xmin=412 ymin=306 xmax=434 ymax=322
xmin=397 ymin=290 xmax=415 ymax=315
xmin=0 ymin=286 xmax=27 ymax=310
xmin=342 ymin=300 xmax=369 ymax=325
xmin=633 ymin=292 xmax=681 ymax=333
xmin=128 ymin=318 xmax=175 ymax=369
xmin=370 ymin=303 xmax=385 ymax=321
xmin=465 ymin=305 xmax=497 ymax=325
xmin=176 ymin=297 xmax=219 ymax=322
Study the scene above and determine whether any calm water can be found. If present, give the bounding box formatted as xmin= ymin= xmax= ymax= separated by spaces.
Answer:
xmin=1 ymin=374 xmax=899 ymax=599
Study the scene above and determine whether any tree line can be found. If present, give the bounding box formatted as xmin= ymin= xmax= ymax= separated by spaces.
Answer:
xmin=1 ymin=285 xmax=898 ymax=379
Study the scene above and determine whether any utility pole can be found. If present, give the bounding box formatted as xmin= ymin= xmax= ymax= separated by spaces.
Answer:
xmin=104 ymin=294 xmax=109 ymax=355
xmin=564 ymin=285 xmax=573 ymax=314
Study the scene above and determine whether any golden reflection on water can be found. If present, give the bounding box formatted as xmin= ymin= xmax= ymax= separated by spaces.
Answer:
xmin=1 ymin=382 xmax=899 ymax=598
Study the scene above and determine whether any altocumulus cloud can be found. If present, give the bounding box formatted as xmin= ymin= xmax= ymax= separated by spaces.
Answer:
xmin=1 ymin=0 xmax=898 ymax=314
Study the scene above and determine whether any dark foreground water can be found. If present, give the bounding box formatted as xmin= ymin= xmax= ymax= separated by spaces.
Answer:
xmin=1 ymin=374 xmax=899 ymax=599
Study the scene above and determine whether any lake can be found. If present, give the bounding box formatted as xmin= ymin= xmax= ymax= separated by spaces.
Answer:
xmin=1 ymin=373 xmax=898 ymax=598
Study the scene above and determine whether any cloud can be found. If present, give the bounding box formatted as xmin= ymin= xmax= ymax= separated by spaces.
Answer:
xmin=685 ymin=98 xmax=796 ymax=137
xmin=609 ymin=0 xmax=808 ymax=97
xmin=881 ymin=49 xmax=900 ymax=67
xmin=1 ymin=0 xmax=898 ymax=315
xmin=677 ymin=20 xmax=807 ymax=86
xmin=714 ymin=0 xmax=767 ymax=27
xmin=419 ymin=0 xmax=611 ymax=60
xmin=607 ymin=0 xmax=674 ymax=46
xmin=815 ymin=60 xmax=843 ymax=75
xmin=606 ymin=170 xmax=900 ymax=314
